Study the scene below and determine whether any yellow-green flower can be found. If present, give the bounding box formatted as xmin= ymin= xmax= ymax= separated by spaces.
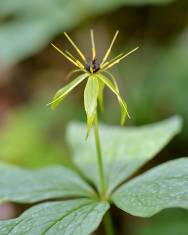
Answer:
xmin=48 ymin=30 xmax=138 ymax=137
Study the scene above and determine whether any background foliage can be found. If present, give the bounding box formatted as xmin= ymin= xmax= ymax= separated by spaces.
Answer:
xmin=0 ymin=0 xmax=188 ymax=234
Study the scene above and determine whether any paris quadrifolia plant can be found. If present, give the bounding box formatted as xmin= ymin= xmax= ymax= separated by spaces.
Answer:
xmin=48 ymin=29 xmax=138 ymax=200
xmin=48 ymin=30 xmax=138 ymax=138
xmin=0 ymin=30 xmax=187 ymax=235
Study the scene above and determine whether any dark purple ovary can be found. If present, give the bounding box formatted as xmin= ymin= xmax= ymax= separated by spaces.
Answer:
xmin=85 ymin=59 xmax=100 ymax=73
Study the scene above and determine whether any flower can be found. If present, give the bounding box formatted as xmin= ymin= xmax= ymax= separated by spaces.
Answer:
xmin=48 ymin=30 xmax=138 ymax=137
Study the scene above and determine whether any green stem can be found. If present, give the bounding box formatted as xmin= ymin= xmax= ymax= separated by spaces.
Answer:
xmin=94 ymin=113 xmax=115 ymax=235
xmin=103 ymin=210 xmax=115 ymax=235
xmin=94 ymin=112 xmax=106 ymax=199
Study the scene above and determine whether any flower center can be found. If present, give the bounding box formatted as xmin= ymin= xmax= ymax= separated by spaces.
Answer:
xmin=85 ymin=59 xmax=100 ymax=73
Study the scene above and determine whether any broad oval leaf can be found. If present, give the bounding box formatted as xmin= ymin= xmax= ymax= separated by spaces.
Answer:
xmin=112 ymin=158 xmax=188 ymax=217
xmin=0 ymin=198 xmax=109 ymax=235
xmin=0 ymin=162 xmax=96 ymax=204
xmin=84 ymin=75 xmax=99 ymax=138
xmin=66 ymin=116 xmax=182 ymax=194
xmin=49 ymin=73 xmax=88 ymax=110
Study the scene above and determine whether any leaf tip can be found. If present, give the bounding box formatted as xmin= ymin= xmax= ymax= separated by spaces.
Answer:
xmin=170 ymin=115 xmax=183 ymax=133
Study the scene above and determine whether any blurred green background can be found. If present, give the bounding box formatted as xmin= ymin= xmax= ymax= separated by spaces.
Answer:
xmin=0 ymin=0 xmax=188 ymax=233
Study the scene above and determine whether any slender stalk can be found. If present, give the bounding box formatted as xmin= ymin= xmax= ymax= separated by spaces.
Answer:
xmin=94 ymin=113 xmax=115 ymax=235
xmin=103 ymin=210 xmax=115 ymax=235
xmin=94 ymin=112 xmax=105 ymax=199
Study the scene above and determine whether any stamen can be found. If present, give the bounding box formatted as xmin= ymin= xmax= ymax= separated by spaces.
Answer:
xmin=103 ymin=47 xmax=139 ymax=71
xmin=101 ymin=53 xmax=123 ymax=69
xmin=64 ymin=32 xmax=86 ymax=62
xmin=101 ymin=30 xmax=119 ymax=65
xmin=90 ymin=29 xmax=96 ymax=60
xmin=65 ymin=51 xmax=85 ymax=69
xmin=51 ymin=43 xmax=81 ymax=68
xmin=65 ymin=50 xmax=79 ymax=62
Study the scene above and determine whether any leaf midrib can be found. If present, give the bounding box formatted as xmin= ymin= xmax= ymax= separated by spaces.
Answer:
xmin=41 ymin=201 xmax=95 ymax=235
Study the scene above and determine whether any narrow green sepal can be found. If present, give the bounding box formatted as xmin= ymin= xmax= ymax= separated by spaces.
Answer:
xmin=120 ymin=98 xmax=130 ymax=125
xmin=84 ymin=75 xmax=99 ymax=139
xmin=102 ymin=71 xmax=130 ymax=125
xmin=98 ymin=79 xmax=105 ymax=112
xmin=47 ymin=73 xmax=88 ymax=110
xmin=97 ymin=74 xmax=130 ymax=125
xmin=85 ymin=110 xmax=96 ymax=140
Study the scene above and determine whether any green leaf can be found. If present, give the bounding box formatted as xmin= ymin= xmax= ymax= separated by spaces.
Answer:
xmin=0 ymin=198 xmax=109 ymax=235
xmin=49 ymin=73 xmax=88 ymax=110
xmin=98 ymin=79 xmax=105 ymax=111
xmin=0 ymin=162 xmax=96 ymax=203
xmin=112 ymin=158 xmax=188 ymax=217
xmin=66 ymin=116 xmax=182 ymax=194
xmin=84 ymin=75 xmax=99 ymax=138
xmin=97 ymin=73 xmax=129 ymax=124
